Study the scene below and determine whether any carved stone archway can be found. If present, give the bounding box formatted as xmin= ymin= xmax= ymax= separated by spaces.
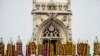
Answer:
xmin=38 ymin=18 xmax=68 ymax=44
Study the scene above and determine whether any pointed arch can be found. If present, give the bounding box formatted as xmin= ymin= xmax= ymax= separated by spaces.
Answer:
xmin=38 ymin=18 xmax=67 ymax=38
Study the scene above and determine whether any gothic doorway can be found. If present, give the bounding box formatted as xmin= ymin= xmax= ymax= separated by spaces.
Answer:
xmin=42 ymin=38 xmax=59 ymax=56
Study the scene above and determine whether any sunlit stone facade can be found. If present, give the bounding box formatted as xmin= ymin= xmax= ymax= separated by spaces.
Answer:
xmin=77 ymin=40 xmax=90 ymax=56
xmin=0 ymin=38 xmax=4 ymax=56
xmin=16 ymin=36 xmax=23 ymax=56
xmin=31 ymin=0 xmax=76 ymax=56
xmin=6 ymin=39 xmax=15 ymax=56
xmin=93 ymin=37 xmax=100 ymax=56
xmin=26 ymin=37 xmax=37 ymax=56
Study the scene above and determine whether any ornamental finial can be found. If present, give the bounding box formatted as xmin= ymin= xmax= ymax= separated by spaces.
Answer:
xmin=8 ymin=37 xmax=13 ymax=44
xmin=50 ymin=0 xmax=53 ymax=4
xmin=94 ymin=36 xmax=98 ymax=42
xmin=33 ymin=0 xmax=36 ymax=3
xmin=0 ymin=37 xmax=3 ymax=43
xmin=17 ymin=35 xmax=22 ymax=43
xmin=67 ymin=0 xmax=71 ymax=5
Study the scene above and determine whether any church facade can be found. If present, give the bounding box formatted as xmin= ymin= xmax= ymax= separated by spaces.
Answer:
xmin=28 ymin=0 xmax=76 ymax=56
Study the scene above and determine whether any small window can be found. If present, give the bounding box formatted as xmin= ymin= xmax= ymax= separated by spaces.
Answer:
xmin=36 ymin=4 xmax=40 ymax=10
xmin=42 ymin=24 xmax=60 ymax=37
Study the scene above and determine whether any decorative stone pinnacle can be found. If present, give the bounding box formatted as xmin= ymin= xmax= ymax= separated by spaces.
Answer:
xmin=67 ymin=0 xmax=71 ymax=5
xmin=17 ymin=35 xmax=22 ymax=43
xmin=33 ymin=0 xmax=36 ymax=3
xmin=50 ymin=0 xmax=53 ymax=4
xmin=95 ymin=36 xmax=98 ymax=42
xmin=8 ymin=37 xmax=13 ymax=44
xmin=0 ymin=37 xmax=3 ymax=43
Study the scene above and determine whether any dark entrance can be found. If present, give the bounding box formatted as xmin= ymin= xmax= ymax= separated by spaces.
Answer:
xmin=50 ymin=40 xmax=57 ymax=54
xmin=42 ymin=39 xmax=57 ymax=56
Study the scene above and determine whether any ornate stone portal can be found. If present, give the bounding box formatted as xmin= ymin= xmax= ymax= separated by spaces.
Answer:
xmin=31 ymin=0 xmax=75 ymax=56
